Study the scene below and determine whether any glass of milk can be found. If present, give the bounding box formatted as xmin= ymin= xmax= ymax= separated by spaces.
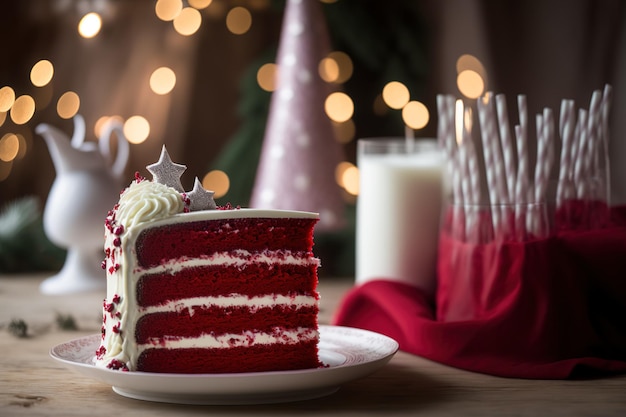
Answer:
xmin=356 ymin=138 xmax=444 ymax=297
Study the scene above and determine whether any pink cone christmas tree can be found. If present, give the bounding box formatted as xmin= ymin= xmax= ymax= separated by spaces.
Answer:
xmin=250 ymin=0 xmax=345 ymax=231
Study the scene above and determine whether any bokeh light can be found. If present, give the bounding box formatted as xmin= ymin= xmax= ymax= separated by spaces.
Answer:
xmin=318 ymin=57 xmax=339 ymax=83
xmin=336 ymin=162 xmax=359 ymax=196
xmin=30 ymin=60 xmax=54 ymax=87
xmin=78 ymin=12 xmax=102 ymax=38
xmin=335 ymin=161 xmax=352 ymax=186
xmin=94 ymin=115 xmax=124 ymax=138
xmin=324 ymin=92 xmax=354 ymax=123
xmin=189 ymin=0 xmax=213 ymax=9
xmin=173 ymin=7 xmax=202 ymax=36
xmin=332 ymin=119 xmax=355 ymax=144
xmin=10 ymin=95 xmax=35 ymax=125
xmin=328 ymin=51 xmax=353 ymax=84
xmin=150 ymin=67 xmax=177 ymax=95
xmin=15 ymin=133 xmax=27 ymax=159
xmin=0 ymin=87 xmax=15 ymax=112
xmin=155 ymin=0 xmax=182 ymax=21
xmin=57 ymin=91 xmax=80 ymax=119
xmin=226 ymin=7 xmax=252 ymax=35
xmin=457 ymin=69 xmax=484 ymax=99
xmin=123 ymin=115 xmax=150 ymax=144
xmin=0 ymin=133 xmax=19 ymax=162
xmin=402 ymin=100 xmax=429 ymax=130
xmin=456 ymin=54 xmax=487 ymax=84
xmin=257 ymin=63 xmax=278 ymax=92
xmin=382 ymin=81 xmax=410 ymax=110
xmin=202 ymin=170 xmax=230 ymax=199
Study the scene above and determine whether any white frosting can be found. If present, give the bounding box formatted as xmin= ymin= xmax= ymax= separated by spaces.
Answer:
xmin=95 ymin=179 xmax=320 ymax=371
xmin=140 ymin=327 xmax=319 ymax=349
xmin=140 ymin=249 xmax=319 ymax=276
xmin=140 ymin=294 xmax=317 ymax=316
xmin=116 ymin=180 xmax=184 ymax=229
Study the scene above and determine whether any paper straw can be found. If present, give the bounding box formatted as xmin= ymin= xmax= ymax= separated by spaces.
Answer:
xmin=495 ymin=94 xmax=517 ymax=202
xmin=557 ymin=100 xmax=575 ymax=206
xmin=514 ymin=125 xmax=528 ymax=239
xmin=586 ymin=90 xmax=603 ymax=199
xmin=465 ymin=133 xmax=481 ymax=205
xmin=458 ymin=131 xmax=473 ymax=207
xmin=451 ymin=150 xmax=465 ymax=240
xmin=436 ymin=95 xmax=457 ymax=160
xmin=574 ymin=109 xmax=589 ymax=199
xmin=477 ymin=97 xmax=500 ymax=233
xmin=543 ymin=107 xmax=555 ymax=200
xmin=534 ymin=114 xmax=546 ymax=202
xmin=487 ymin=96 xmax=509 ymax=205
xmin=516 ymin=95 xmax=531 ymax=203
xmin=600 ymin=84 xmax=613 ymax=203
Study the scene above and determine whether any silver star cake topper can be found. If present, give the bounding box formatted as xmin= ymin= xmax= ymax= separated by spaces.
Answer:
xmin=146 ymin=145 xmax=186 ymax=192
xmin=187 ymin=177 xmax=217 ymax=211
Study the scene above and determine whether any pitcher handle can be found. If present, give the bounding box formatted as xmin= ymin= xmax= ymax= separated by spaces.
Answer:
xmin=70 ymin=114 xmax=86 ymax=149
xmin=98 ymin=120 xmax=129 ymax=178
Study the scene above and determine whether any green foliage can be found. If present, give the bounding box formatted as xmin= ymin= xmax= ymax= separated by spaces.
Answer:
xmin=8 ymin=318 xmax=28 ymax=338
xmin=55 ymin=312 xmax=78 ymax=331
xmin=0 ymin=197 xmax=66 ymax=273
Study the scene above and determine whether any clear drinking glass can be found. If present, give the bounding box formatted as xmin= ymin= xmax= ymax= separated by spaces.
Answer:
xmin=355 ymin=138 xmax=444 ymax=296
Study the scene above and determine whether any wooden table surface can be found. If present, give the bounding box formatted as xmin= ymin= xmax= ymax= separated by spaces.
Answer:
xmin=1 ymin=273 xmax=625 ymax=417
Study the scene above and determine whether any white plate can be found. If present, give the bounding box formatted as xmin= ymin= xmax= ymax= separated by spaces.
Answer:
xmin=50 ymin=325 xmax=398 ymax=405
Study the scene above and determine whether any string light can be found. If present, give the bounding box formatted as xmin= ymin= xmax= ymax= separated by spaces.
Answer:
xmin=457 ymin=69 xmax=484 ymax=99
xmin=382 ymin=81 xmax=410 ymax=110
xmin=15 ymin=133 xmax=28 ymax=159
xmin=455 ymin=54 xmax=487 ymax=99
xmin=78 ymin=12 xmax=102 ymax=38
xmin=456 ymin=54 xmax=487 ymax=85
xmin=318 ymin=57 xmax=339 ymax=83
xmin=150 ymin=67 xmax=177 ymax=95
xmin=327 ymin=51 xmax=352 ymax=83
xmin=10 ymin=95 xmax=35 ymax=125
xmin=155 ymin=0 xmax=183 ymax=21
xmin=0 ymin=87 xmax=15 ymax=112
xmin=188 ymin=0 xmax=213 ymax=9
xmin=173 ymin=7 xmax=202 ymax=36
xmin=226 ymin=7 xmax=252 ymax=35
xmin=123 ymin=116 xmax=150 ymax=144
xmin=30 ymin=60 xmax=54 ymax=87
xmin=57 ymin=91 xmax=80 ymax=119
xmin=0 ymin=133 xmax=19 ymax=162
xmin=402 ymin=100 xmax=429 ymax=130
xmin=336 ymin=162 xmax=359 ymax=196
xmin=94 ymin=115 xmax=124 ymax=138
xmin=202 ymin=170 xmax=230 ymax=198
xmin=256 ymin=63 xmax=278 ymax=92
xmin=324 ymin=92 xmax=354 ymax=123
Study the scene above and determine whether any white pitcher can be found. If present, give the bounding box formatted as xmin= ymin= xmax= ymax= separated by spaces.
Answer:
xmin=38 ymin=115 xmax=129 ymax=294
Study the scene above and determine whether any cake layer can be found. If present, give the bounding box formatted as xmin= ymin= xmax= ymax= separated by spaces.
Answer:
xmin=135 ymin=218 xmax=316 ymax=268
xmin=135 ymin=305 xmax=318 ymax=344
xmin=137 ymin=341 xmax=321 ymax=373
xmin=136 ymin=263 xmax=319 ymax=307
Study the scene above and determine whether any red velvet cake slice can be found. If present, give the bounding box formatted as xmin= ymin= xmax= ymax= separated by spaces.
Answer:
xmin=94 ymin=147 xmax=322 ymax=373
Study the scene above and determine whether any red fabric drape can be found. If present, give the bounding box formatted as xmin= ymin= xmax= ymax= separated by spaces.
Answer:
xmin=333 ymin=203 xmax=626 ymax=379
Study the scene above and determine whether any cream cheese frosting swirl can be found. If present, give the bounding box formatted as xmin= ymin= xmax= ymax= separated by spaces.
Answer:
xmin=116 ymin=179 xmax=184 ymax=229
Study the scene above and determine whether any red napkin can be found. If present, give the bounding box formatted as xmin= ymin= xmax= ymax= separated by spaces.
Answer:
xmin=332 ymin=203 xmax=626 ymax=379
